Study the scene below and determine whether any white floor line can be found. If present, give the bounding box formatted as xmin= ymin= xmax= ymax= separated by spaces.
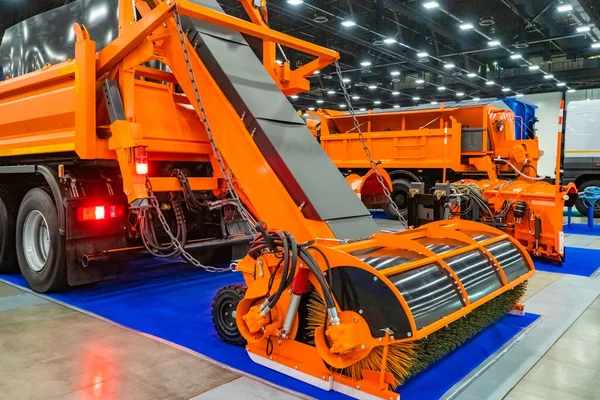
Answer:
xmin=447 ymin=274 xmax=600 ymax=400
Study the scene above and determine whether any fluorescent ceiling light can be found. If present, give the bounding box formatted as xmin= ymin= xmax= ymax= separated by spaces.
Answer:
xmin=316 ymin=99 xmax=324 ymax=104
xmin=502 ymin=87 xmax=511 ymax=92
xmin=341 ymin=19 xmax=356 ymax=27
xmin=459 ymin=23 xmax=474 ymax=30
xmin=473 ymin=97 xmax=480 ymax=101
xmin=286 ymin=0 xmax=303 ymax=4
xmin=544 ymin=74 xmax=554 ymax=79
xmin=488 ymin=40 xmax=501 ymax=47
xmin=516 ymin=94 xmax=524 ymax=98
xmin=392 ymin=91 xmax=400 ymax=95
xmin=467 ymin=72 xmax=477 ymax=78
xmin=290 ymin=95 xmax=299 ymax=99
xmin=577 ymin=26 xmax=591 ymax=32
xmin=423 ymin=1 xmax=439 ymax=9
xmin=359 ymin=108 xmax=367 ymax=111
xmin=368 ymin=85 xmax=378 ymax=90
xmin=308 ymin=107 xmax=315 ymax=110
xmin=339 ymin=104 xmax=347 ymax=108
xmin=390 ymin=71 xmax=401 ymax=76
xmin=374 ymin=100 xmax=382 ymax=105
xmin=510 ymin=54 xmax=522 ymax=59
xmin=383 ymin=38 xmax=397 ymax=44
xmin=456 ymin=92 xmax=465 ymax=97
xmin=360 ymin=61 xmax=372 ymax=67
xmin=567 ymin=89 xmax=576 ymax=93
xmin=327 ymin=90 xmax=336 ymax=94
xmin=437 ymin=86 xmax=446 ymax=91
xmin=557 ymin=4 xmax=573 ymax=12
xmin=416 ymin=51 xmax=429 ymax=58
xmin=529 ymin=65 xmax=540 ymax=70
xmin=430 ymin=101 xmax=438 ymax=105
xmin=557 ymin=82 xmax=566 ymax=86
xmin=412 ymin=97 xmax=421 ymax=101
xmin=415 ymin=78 xmax=425 ymax=84
xmin=393 ymin=105 xmax=401 ymax=108
xmin=444 ymin=63 xmax=455 ymax=69
xmin=592 ymin=43 xmax=600 ymax=48
xmin=485 ymin=80 xmax=495 ymax=85
xmin=342 ymin=78 xmax=351 ymax=83
xmin=352 ymin=95 xmax=360 ymax=100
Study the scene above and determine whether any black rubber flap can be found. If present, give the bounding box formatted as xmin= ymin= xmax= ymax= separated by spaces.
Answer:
xmin=0 ymin=0 xmax=119 ymax=78
xmin=331 ymin=266 xmax=412 ymax=339
xmin=182 ymin=0 xmax=378 ymax=238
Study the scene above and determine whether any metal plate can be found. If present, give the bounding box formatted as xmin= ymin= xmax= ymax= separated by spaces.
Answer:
xmin=485 ymin=240 xmax=530 ymax=282
xmin=351 ymin=246 xmax=424 ymax=271
xmin=388 ymin=263 xmax=463 ymax=330
xmin=445 ymin=250 xmax=503 ymax=303
xmin=0 ymin=0 xmax=119 ymax=78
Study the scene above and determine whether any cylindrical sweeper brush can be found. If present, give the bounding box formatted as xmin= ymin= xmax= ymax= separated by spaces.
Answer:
xmin=213 ymin=220 xmax=534 ymax=400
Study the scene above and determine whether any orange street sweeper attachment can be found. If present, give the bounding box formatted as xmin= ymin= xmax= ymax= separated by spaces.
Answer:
xmin=214 ymin=220 xmax=533 ymax=399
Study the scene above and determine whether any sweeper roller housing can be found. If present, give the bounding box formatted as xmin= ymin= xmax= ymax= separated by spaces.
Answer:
xmin=226 ymin=220 xmax=533 ymax=399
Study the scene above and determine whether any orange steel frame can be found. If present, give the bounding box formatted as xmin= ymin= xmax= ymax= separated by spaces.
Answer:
xmin=236 ymin=220 xmax=534 ymax=399
xmin=0 ymin=0 xmax=339 ymax=244
xmin=310 ymin=104 xmax=541 ymax=180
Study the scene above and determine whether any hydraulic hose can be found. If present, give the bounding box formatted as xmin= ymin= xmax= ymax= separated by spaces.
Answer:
xmin=495 ymin=158 xmax=546 ymax=181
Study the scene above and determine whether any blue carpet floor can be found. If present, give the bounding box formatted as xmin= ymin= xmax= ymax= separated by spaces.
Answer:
xmin=563 ymin=223 xmax=600 ymax=236
xmin=535 ymin=246 xmax=600 ymax=277
xmin=1 ymin=260 xmax=539 ymax=400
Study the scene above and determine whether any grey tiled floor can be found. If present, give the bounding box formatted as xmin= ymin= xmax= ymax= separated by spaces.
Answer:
xmin=1 ymin=216 xmax=599 ymax=400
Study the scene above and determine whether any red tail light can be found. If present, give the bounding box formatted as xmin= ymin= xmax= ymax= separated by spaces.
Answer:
xmin=135 ymin=147 xmax=148 ymax=175
xmin=77 ymin=205 xmax=124 ymax=221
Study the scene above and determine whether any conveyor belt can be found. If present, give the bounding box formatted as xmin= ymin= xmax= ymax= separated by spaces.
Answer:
xmin=182 ymin=0 xmax=378 ymax=240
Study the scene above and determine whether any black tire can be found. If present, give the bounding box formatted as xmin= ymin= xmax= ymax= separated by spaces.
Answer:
xmin=16 ymin=188 xmax=67 ymax=293
xmin=383 ymin=178 xmax=411 ymax=220
xmin=0 ymin=186 xmax=17 ymax=273
xmin=212 ymin=284 xmax=247 ymax=346
xmin=574 ymin=179 xmax=600 ymax=218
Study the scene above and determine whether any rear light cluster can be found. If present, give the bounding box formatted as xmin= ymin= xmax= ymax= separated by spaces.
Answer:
xmin=77 ymin=205 xmax=124 ymax=222
xmin=135 ymin=146 xmax=148 ymax=175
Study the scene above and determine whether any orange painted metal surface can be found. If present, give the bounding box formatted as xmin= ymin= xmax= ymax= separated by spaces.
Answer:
xmin=310 ymin=104 xmax=541 ymax=177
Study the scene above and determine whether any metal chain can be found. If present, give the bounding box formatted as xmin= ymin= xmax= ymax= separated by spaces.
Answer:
xmin=333 ymin=60 xmax=408 ymax=228
xmin=148 ymin=193 xmax=234 ymax=272
xmin=172 ymin=5 xmax=257 ymax=237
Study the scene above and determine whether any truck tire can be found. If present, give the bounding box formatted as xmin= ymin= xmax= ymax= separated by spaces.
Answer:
xmin=574 ymin=179 xmax=600 ymax=218
xmin=212 ymin=284 xmax=247 ymax=346
xmin=16 ymin=188 xmax=67 ymax=293
xmin=383 ymin=178 xmax=410 ymax=220
xmin=0 ymin=186 xmax=17 ymax=273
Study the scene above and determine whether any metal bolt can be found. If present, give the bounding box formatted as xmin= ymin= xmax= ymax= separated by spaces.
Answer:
xmin=257 ymin=260 xmax=263 ymax=267
xmin=360 ymin=344 xmax=366 ymax=350
xmin=322 ymin=376 xmax=326 ymax=380
xmin=358 ymin=309 xmax=364 ymax=314
xmin=294 ymin=366 xmax=298 ymax=370
xmin=353 ymin=317 xmax=358 ymax=323
xmin=277 ymin=339 xmax=282 ymax=345
xmin=356 ymin=385 xmax=360 ymax=390
xmin=407 ymin=332 xmax=412 ymax=337
xmin=269 ymin=356 xmax=273 ymax=360
xmin=379 ymin=337 xmax=383 ymax=342
xmin=373 ymin=276 xmax=378 ymax=281
xmin=390 ymin=336 xmax=395 ymax=340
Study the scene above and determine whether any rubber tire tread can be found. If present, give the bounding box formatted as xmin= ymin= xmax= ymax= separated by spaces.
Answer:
xmin=16 ymin=188 xmax=67 ymax=293
xmin=0 ymin=186 xmax=18 ymax=273
xmin=574 ymin=179 xmax=600 ymax=218
xmin=383 ymin=178 xmax=411 ymax=220
xmin=212 ymin=284 xmax=247 ymax=346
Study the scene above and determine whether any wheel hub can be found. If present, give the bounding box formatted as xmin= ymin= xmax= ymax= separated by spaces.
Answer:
xmin=22 ymin=210 xmax=50 ymax=272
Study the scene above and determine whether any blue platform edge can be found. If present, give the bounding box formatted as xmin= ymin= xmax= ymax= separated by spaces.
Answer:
xmin=563 ymin=223 xmax=600 ymax=237
xmin=1 ymin=260 xmax=539 ymax=400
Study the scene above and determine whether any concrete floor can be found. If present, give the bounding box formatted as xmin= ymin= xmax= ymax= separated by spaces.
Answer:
xmin=0 ymin=217 xmax=599 ymax=400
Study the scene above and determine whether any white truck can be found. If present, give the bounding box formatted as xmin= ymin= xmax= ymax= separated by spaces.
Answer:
xmin=564 ymin=99 xmax=600 ymax=217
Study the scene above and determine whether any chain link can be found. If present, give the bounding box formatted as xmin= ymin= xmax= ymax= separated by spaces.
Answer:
xmin=148 ymin=195 xmax=233 ymax=272
xmin=173 ymin=5 xmax=257 ymax=237
xmin=333 ymin=61 xmax=408 ymax=228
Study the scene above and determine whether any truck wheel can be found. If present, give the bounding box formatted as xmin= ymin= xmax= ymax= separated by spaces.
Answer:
xmin=383 ymin=179 xmax=410 ymax=220
xmin=16 ymin=188 xmax=66 ymax=293
xmin=0 ymin=186 xmax=17 ymax=273
xmin=574 ymin=179 xmax=600 ymax=218
xmin=212 ymin=284 xmax=247 ymax=346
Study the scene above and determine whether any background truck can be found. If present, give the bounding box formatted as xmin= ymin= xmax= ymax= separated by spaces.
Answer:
xmin=563 ymin=99 xmax=600 ymax=217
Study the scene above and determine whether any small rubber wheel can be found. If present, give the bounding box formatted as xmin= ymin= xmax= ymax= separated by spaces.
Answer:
xmin=383 ymin=178 xmax=410 ymax=220
xmin=212 ymin=284 xmax=247 ymax=346
xmin=16 ymin=188 xmax=66 ymax=293
xmin=0 ymin=186 xmax=17 ymax=273
xmin=574 ymin=179 xmax=600 ymax=218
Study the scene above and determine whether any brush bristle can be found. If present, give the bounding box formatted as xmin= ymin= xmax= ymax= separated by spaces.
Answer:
xmin=306 ymin=281 xmax=528 ymax=388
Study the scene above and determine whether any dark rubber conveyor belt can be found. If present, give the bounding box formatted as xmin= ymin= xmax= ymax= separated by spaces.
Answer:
xmin=181 ymin=0 xmax=378 ymax=240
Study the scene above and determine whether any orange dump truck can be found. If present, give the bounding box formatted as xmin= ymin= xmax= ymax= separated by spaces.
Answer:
xmin=310 ymin=101 xmax=542 ymax=216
